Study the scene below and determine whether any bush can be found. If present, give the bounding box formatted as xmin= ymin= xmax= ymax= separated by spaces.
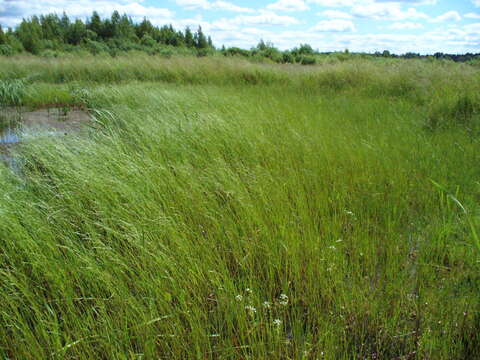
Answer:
xmin=300 ymin=56 xmax=316 ymax=65
xmin=40 ymin=49 xmax=59 ymax=58
xmin=196 ymin=48 xmax=213 ymax=57
xmin=282 ymin=52 xmax=295 ymax=64
xmin=158 ymin=47 xmax=174 ymax=58
xmin=0 ymin=45 xmax=15 ymax=56
xmin=292 ymin=43 xmax=314 ymax=56
xmin=141 ymin=35 xmax=157 ymax=48
xmin=84 ymin=39 xmax=109 ymax=56
xmin=223 ymin=47 xmax=251 ymax=57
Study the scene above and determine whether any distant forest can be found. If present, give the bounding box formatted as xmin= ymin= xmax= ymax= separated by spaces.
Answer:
xmin=0 ymin=11 xmax=479 ymax=64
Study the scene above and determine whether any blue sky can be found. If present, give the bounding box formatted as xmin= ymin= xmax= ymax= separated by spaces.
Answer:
xmin=0 ymin=0 xmax=479 ymax=53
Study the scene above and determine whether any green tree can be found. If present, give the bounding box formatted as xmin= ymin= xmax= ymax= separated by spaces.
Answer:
xmin=116 ymin=14 xmax=137 ymax=40
xmin=39 ymin=14 xmax=62 ymax=41
xmin=87 ymin=11 xmax=102 ymax=37
xmin=298 ymin=43 xmax=314 ymax=55
xmin=136 ymin=18 xmax=154 ymax=39
xmin=194 ymin=26 xmax=207 ymax=49
xmin=111 ymin=11 xmax=121 ymax=27
xmin=60 ymin=12 xmax=70 ymax=41
xmin=256 ymin=39 xmax=267 ymax=51
xmin=101 ymin=19 xmax=115 ymax=39
xmin=0 ymin=25 xmax=6 ymax=45
xmin=66 ymin=19 xmax=86 ymax=45
xmin=185 ymin=27 xmax=194 ymax=48
xmin=16 ymin=18 xmax=43 ymax=54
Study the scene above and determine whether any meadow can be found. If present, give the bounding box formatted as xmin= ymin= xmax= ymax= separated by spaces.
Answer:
xmin=0 ymin=55 xmax=480 ymax=359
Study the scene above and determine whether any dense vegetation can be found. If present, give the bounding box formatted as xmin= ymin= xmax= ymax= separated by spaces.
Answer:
xmin=1 ymin=12 xmax=480 ymax=65
xmin=0 ymin=11 xmax=214 ymax=58
xmin=0 ymin=55 xmax=479 ymax=359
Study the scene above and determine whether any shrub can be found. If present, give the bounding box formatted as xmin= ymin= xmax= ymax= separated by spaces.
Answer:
xmin=158 ymin=47 xmax=174 ymax=58
xmin=84 ymin=39 xmax=109 ymax=56
xmin=300 ymin=56 xmax=316 ymax=65
xmin=196 ymin=48 xmax=211 ymax=57
xmin=282 ymin=52 xmax=295 ymax=64
xmin=40 ymin=49 xmax=59 ymax=58
xmin=292 ymin=43 xmax=315 ymax=56
xmin=141 ymin=35 xmax=156 ymax=48
xmin=223 ymin=47 xmax=250 ymax=57
xmin=0 ymin=44 xmax=14 ymax=56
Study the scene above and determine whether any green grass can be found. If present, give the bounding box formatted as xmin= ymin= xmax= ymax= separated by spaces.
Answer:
xmin=0 ymin=56 xmax=480 ymax=359
xmin=0 ymin=78 xmax=27 ymax=106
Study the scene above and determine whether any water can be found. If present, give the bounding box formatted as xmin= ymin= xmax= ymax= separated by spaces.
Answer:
xmin=0 ymin=106 xmax=90 ymax=174
xmin=0 ymin=106 xmax=22 ymax=144
xmin=0 ymin=121 xmax=21 ymax=174
xmin=0 ymin=126 xmax=20 ymax=144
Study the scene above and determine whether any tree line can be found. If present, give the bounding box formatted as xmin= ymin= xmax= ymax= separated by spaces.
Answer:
xmin=0 ymin=11 xmax=213 ymax=56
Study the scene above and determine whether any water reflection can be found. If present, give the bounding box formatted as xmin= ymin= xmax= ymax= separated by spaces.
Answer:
xmin=1 ymin=106 xmax=90 ymax=174
xmin=0 ymin=126 xmax=20 ymax=144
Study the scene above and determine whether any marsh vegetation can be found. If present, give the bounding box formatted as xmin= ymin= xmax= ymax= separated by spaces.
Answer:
xmin=0 ymin=55 xmax=479 ymax=359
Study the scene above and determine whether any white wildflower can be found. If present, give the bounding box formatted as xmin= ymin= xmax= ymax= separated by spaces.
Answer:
xmin=278 ymin=294 xmax=289 ymax=306
xmin=262 ymin=301 xmax=272 ymax=309
xmin=245 ymin=305 xmax=256 ymax=314
xmin=245 ymin=288 xmax=252 ymax=294
xmin=273 ymin=319 xmax=282 ymax=327
xmin=235 ymin=294 xmax=243 ymax=302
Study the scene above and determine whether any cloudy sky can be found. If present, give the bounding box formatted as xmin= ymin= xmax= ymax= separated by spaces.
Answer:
xmin=0 ymin=0 xmax=479 ymax=53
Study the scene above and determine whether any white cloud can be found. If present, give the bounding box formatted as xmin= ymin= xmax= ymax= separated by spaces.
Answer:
xmin=318 ymin=10 xmax=352 ymax=19
xmin=473 ymin=0 xmax=480 ymax=7
xmin=213 ymin=10 xmax=299 ymax=28
xmin=431 ymin=11 xmax=461 ymax=22
xmin=307 ymin=0 xmax=359 ymax=7
xmin=175 ymin=0 xmax=209 ymax=9
xmin=390 ymin=22 xmax=423 ymax=30
xmin=212 ymin=1 xmax=255 ymax=12
xmin=206 ymin=23 xmax=479 ymax=54
xmin=375 ymin=0 xmax=436 ymax=4
xmin=464 ymin=22 xmax=480 ymax=33
xmin=312 ymin=19 xmax=355 ymax=32
xmin=175 ymin=0 xmax=254 ymax=12
xmin=0 ymin=1 xmax=175 ymax=27
xmin=351 ymin=3 xmax=428 ymax=21
xmin=267 ymin=0 xmax=309 ymax=11
xmin=465 ymin=13 xmax=480 ymax=19
xmin=305 ymin=0 xmax=437 ymax=7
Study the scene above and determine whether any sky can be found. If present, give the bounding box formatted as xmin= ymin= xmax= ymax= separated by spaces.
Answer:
xmin=0 ymin=0 xmax=479 ymax=54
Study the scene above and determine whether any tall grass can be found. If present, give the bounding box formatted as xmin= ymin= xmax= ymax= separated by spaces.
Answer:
xmin=0 ymin=78 xmax=26 ymax=106
xmin=0 ymin=57 xmax=479 ymax=359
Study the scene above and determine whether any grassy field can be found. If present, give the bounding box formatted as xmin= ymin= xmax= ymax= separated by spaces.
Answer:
xmin=1 ymin=56 xmax=480 ymax=359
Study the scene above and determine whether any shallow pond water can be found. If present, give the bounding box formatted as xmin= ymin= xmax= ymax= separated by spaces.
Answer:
xmin=0 ymin=127 xmax=20 ymax=144
xmin=0 ymin=106 xmax=91 ymax=171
